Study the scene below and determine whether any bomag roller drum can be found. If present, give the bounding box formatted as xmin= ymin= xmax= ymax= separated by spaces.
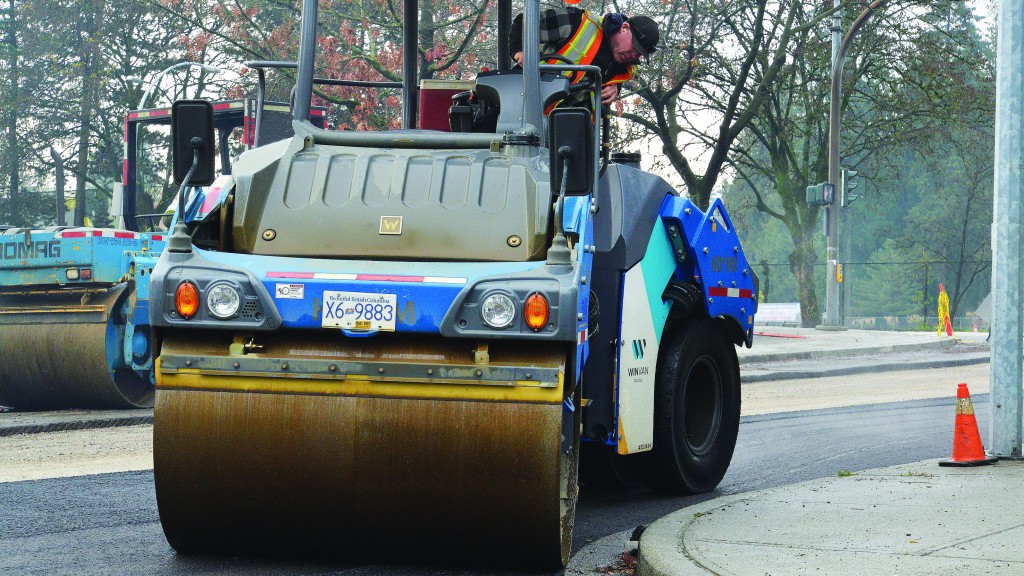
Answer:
xmin=153 ymin=330 xmax=579 ymax=566
xmin=0 ymin=285 xmax=153 ymax=409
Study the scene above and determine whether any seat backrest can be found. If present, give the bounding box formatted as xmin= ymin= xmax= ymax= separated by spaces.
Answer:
xmin=474 ymin=70 xmax=571 ymax=132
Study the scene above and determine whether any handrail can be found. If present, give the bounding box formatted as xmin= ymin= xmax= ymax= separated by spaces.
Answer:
xmin=245 ymin=60 xmax=403 ymax=145
xmin=292 ymin=122 xmax=500 ymax=149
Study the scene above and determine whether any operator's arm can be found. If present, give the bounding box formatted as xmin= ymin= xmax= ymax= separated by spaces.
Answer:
xmin=600 ymin=85 xmax=619 ymax=104
xmin=509 ymin=12 xmax=524 ymax=65
xmin=510 ymin=8 xmax=583 ymax=67
xmin=601 ymin=63 xmax=637 ymax=104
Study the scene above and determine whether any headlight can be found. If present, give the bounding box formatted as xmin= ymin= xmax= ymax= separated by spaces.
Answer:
xmin=481 ymin=293 xmax=516 ymax=328
xmin=207 ymin=284 xmax=241 ymax=319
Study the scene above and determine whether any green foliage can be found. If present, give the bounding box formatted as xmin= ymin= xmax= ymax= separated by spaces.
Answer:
xmin=727 ymin=175 xmax=824 ymax=305
xmin=853 ymin=240 xmax=928 ymax=317
xmin=1 ymin=0 xmax=211 ymax=222
xmin=0 ymin=190 xmax=54 ymax=227
xmin=0 ymin=0 xmax=998 ymax=330
xmin=724 ymin=1 xmax=993 ymax=324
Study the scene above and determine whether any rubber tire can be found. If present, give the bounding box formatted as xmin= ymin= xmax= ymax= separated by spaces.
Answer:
xmin=638 ymin=317 xmax=740 ymax=494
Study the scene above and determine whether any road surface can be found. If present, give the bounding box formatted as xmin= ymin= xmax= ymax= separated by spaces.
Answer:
xmin=0 ymin=361 xmax=989 ymax=575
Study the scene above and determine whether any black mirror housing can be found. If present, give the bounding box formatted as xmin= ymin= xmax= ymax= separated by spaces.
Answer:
xmin=548 ymin=108 xmax=594 ymax=196
xmin=171 ymin=100 xmax=216 ymax=186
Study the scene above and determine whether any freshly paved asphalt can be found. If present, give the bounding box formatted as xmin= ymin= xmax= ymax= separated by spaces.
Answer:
xmin=2 ymin=326 xmax=1009 ymax=576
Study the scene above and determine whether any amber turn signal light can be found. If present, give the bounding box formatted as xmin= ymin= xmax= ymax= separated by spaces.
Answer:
xmin=524 ymin=293 xmax=549 ymax=331
xmin=175 ymin=281 xmax=200 ymax=319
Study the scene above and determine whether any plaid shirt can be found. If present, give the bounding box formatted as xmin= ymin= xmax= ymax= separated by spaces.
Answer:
xmin=509 ymin=7 xmax=633 ymax=86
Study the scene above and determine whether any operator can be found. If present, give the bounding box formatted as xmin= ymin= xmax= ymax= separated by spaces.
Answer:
xmin=509 ymin=7 xmax=660 ymax=105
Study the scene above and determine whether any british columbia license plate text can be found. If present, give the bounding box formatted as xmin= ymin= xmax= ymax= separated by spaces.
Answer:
xmin=322 ymin=291 xmax=397 ymax=331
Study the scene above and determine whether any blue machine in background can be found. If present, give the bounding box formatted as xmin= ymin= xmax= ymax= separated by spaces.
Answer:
xmin=0 ymin=225 xmax=167 ymax=409
xmin=0 ymin=100 xmax=320 ymax=410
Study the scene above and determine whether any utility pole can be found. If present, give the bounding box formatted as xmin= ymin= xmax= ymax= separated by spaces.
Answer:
xmin=990 ymin=1 xmax=1024 ymax=459
xmin=821 ymin=0 xmax=888 ymax=328
xmin=831 ymin=1 xmax=844 ymax=326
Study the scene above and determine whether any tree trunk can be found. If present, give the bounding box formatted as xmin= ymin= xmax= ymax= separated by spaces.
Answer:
xmin=4 ymin=0 xmax=19 ymax=210
xmin=418 ymin=5 xmax=433 ymax=81
xmin=74 ymin=4 xmax=99 ymax=227
xmin=789 ymin=238 xmax=820 ymax=328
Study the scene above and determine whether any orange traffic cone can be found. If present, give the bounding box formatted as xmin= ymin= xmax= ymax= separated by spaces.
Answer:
xmin=939 ymin=383 xmax=997 ymax=467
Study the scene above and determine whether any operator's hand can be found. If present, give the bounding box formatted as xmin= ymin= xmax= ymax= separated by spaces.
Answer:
xmin=513 ymin=51 xmax=524 ymax=67
xmin=601 ymin=84 xmax=620 ymax=104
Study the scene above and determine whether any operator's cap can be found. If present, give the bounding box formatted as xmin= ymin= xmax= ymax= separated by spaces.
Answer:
xmin=628 ymin=16 xmax=660 ymax=59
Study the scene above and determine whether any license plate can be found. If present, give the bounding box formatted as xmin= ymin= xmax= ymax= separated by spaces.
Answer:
xmin=321 ymin=291 xmax=397 ymax=331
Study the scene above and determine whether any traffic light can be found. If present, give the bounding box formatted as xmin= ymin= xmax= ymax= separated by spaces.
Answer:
xmin=805 ymin=181 xmax=835 ymax=206
xmin=841 ymin=168 xmax=860 ymax=206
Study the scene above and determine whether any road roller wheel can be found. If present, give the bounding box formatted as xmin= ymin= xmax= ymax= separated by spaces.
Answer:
xmin=0 ymin=286 xmax=154 ymax=410
xmin=637 ymin=318 xmax=740 ymax=493
xmin=557 ymin=380 xmax=582 ymax=565
xmin=153 ymin=333 xmax=580 ymax=568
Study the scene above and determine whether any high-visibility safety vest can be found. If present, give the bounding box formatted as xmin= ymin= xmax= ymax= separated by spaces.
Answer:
xmin=548 ymin=11 xmax=637 ymax=86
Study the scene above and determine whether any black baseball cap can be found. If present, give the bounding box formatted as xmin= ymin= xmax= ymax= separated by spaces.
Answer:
xmin=627 ymin=16 xmax=659 ymax=58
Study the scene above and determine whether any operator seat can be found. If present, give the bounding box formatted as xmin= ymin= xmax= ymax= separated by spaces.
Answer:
xmin=450 ymin=69 xmax=571 ymax=133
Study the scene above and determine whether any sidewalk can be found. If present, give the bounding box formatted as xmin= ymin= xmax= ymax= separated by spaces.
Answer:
xmin=638 ymin=327 xmax=1023 ymax=576
xmin=638 ymin=459 xmax=1023 ymax=576
xmin=739 ymin=326 xmax=989 ymax=382
xmin=739 ymin=324 xmax=974 ymax=363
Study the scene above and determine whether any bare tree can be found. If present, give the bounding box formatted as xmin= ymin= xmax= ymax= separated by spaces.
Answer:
xmin=613 ymin=0 xmax=833 ymax=211
xmin=661 ymin=0 xmax=991 ymax=325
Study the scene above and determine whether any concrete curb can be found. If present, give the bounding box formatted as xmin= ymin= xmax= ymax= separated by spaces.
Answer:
xmin=742 ymin=351 xmax=989 ymax=383
xmin=636 ymin=493 xmax=750 ymax=576
xmin=738 ymin=334 xmax=956 ymax=364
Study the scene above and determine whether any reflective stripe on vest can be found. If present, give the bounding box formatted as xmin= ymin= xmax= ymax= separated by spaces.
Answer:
xmin=542 ymin=12 xmax=638 ymax=113
xmin=549 ymin=11 xmax=603 ymax=83
xmin=605 ymin=65 xmax=637 ymax=86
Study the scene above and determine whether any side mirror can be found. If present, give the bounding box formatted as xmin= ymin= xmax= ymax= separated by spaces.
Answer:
xmin=171 ymin=100 xmax=215 ymax=186
xmin=548 ymin=107 xmax=594 ymax=196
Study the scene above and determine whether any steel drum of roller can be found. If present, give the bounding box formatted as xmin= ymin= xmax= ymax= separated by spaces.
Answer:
xmin=0 ymin=285 xmax=153 ymax=410
xmin=153 ymin=332 xmax=579 ymax=567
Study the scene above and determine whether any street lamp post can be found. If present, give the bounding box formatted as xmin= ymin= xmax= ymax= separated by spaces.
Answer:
xmin=821 ymin=0 xmax=888 ymax=328
xmin=135 ymin=62 xmax=222 ymax=110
